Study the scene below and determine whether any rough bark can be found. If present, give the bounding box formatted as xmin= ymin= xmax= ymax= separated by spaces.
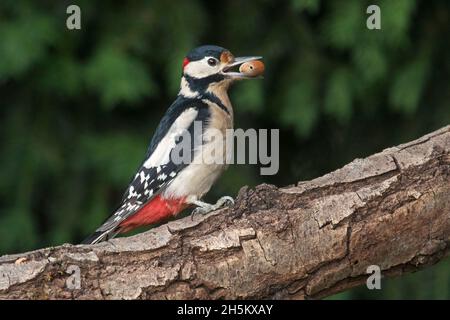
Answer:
xmin=1 ymin=126 xmax=450 ymax=300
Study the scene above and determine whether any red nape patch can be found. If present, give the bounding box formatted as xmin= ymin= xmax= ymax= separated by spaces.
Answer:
xmin=119 ymin=195 xmax=187 ymax=233
xmin=182 ymin=57 xmax=190 ymax=70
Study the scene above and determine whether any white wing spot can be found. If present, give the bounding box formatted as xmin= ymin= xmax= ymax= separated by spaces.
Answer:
xmin=157 ymin=173 xmax=167 ymax=181
xmin=143 ymin=108 xmax=198 ymax=168
xmin=128 ymin=186 xmax=139 ymax=199
xmin=139 ymin=171 xmax=146 ymax=183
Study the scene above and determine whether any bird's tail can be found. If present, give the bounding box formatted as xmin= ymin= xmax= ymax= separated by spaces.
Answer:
xmin=81 ymin=229 xmax=120 ymax=245
xmin=81 ymin=231 xmax=107 ymax=245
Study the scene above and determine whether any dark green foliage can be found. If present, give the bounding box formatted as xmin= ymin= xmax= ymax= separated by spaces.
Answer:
xmin=0 ymin=0 xmax=449 ymax=298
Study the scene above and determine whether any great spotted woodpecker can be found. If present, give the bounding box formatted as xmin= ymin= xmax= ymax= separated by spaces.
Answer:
xmin=82 ymin=45 xmax=263 ymax=244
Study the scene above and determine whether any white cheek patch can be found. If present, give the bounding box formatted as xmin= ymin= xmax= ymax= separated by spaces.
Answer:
xmin=184 ymin=57 xmax=219 ymax=79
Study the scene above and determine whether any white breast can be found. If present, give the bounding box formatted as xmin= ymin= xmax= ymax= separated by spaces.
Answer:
xmin=162 ymin=127 xmax=230 ymax=199
xmin=163 ymin=99 xmax=233 ymax=200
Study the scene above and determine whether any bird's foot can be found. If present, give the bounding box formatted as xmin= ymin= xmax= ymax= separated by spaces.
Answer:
xmin=190 ymin=196 xmax=234 ymax=220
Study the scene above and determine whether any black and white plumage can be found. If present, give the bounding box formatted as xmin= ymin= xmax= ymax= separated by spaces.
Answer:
xmin=82 ymin=45 xmax=263 ymax=244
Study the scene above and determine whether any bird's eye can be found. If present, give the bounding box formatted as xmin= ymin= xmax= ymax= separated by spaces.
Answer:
xmin=207 ymin=58 xmax=218 ymax=66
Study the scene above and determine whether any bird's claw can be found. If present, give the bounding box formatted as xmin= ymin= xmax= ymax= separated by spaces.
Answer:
xmin=190 ymin=196 xmax=234 ymax=221
xmin=216 ymin=196 xmax=234 ymax=207
xmin=191 ymin=207 xmax=207 ymax=221
xmin=191 ymin=205 xmax=211 ymax=221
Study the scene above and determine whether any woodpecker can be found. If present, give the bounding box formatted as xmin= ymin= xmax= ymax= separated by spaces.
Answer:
xmin=82 ymin=45 xmax=263 ymax=244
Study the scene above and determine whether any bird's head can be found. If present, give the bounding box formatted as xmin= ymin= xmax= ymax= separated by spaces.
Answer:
xmin=179 ymin=45 xmax=262 ymax=98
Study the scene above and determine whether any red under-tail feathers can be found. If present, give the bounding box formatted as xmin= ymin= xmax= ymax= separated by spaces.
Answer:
xmin=118 ymin=195 xmax=187 ymax=233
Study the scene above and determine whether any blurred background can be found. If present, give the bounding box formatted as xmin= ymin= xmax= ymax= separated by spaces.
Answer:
xmin=0 ymin=0 xmax=449 ymax=299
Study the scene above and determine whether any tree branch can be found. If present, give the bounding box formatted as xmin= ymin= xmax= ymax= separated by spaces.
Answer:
xmin=1 ymin=126 xmax=450 ymax=299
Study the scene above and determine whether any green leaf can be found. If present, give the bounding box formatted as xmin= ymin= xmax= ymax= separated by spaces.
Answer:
xmin=0 ymin=209 xmax=37 ymax=254
xmin=353 ymin=43 xmax=387 ymax=83
xmin=321 ymin=0 xmax=364 ymax=50
xmin=232 ymin=80 xmax=264 ymax=114
xmin=84 ymin=46 xmax=156 ymax=109
xmin=291 ymin=0 xmax=320 ymax=14
xmin=0 ymin=11 xmax=57 ymax=80
xmin=78 ymin=132 xmax=147 ymax=186
xmin=389 ymin=58 xmax=429 ymax=114
xmin=280 ymin=78 xmax=319 ymax=137
xmin=379 ymin=0 xmax=417 ymax=47
xmin=324 ymin=68 xmax=353 ymax=123
xmin=40 ymin=56 xmax=83 ymax=97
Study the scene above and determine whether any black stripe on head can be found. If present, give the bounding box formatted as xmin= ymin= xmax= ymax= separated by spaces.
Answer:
xmin=183 ymin=73 xmax=225 ymax=93
xmin=186 ymin=45 xmax=226 ymax=61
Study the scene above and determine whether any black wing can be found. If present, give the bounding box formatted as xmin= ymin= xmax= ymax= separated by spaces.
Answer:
xmin=82 ymin=97 xmax=210 ymax=244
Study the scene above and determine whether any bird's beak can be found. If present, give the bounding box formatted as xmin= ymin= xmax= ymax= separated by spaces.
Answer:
xmin=221 ymin=55 xmax=263 ymax=79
